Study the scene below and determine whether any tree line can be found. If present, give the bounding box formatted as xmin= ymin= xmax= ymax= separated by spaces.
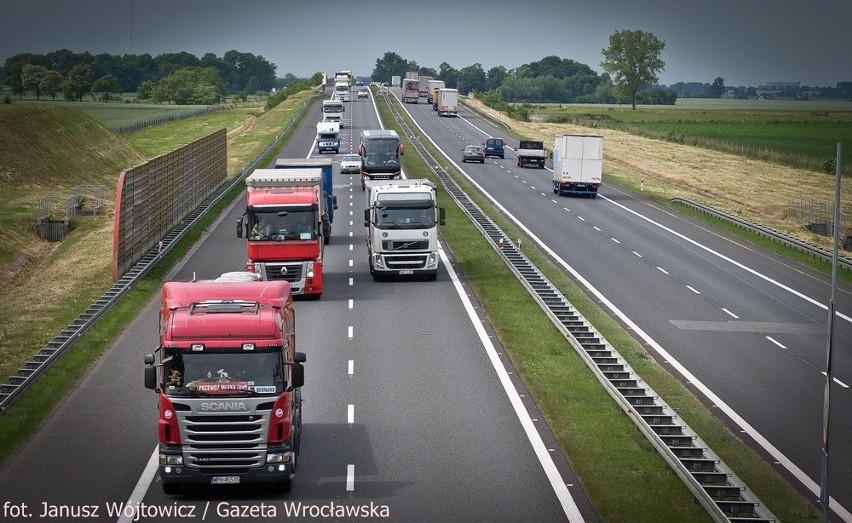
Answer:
xmin=371 ymin=30 xmax=674 ymax=109
xmin=371 ymin=28 xmax=850 ymax=109
xmin=1 ymin=49 xmax=284 ymax=104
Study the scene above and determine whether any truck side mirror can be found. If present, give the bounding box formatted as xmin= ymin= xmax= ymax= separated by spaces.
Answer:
xmin=438 ymin=207 xmax=446 ymax=226
xmin=144 ymin=365 xmax=158 ymax=391
xmin=291 ymin=352 xmax=306 ymax=388
xmin=236 ymin=217 xmax=243 ymax=239
xmin=333 ymin=195 xmax=338 ymax=210
xmin=364 ymin=209 xmax=370 ymax=225
xmin=399 ymin=144 xmax=405 ymax=156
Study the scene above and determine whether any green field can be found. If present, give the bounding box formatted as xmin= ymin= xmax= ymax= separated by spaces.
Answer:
xmin=529 ymin=98 xmax=852 ymax=172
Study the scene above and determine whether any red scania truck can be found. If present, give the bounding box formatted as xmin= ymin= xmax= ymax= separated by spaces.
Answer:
xmin=143 ymin=275 xmax=306 ymax=494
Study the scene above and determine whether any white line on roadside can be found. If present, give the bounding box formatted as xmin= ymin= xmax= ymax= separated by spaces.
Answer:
xmin=438 ymin=245 xmax=585 ymax=522
xmin=118 ymin=447 xmax=159 ymax=523
xmin=348 ymin=360 xmax=354 ymax=375
xmin=766 ymin=336 xmax=786 ymax=349
xmin=347 ymin=404 xmax=354 ymax=424
xmin=346 ymin=464 xmax=355 ymax=491
xmin=722 ymin=308 xmax=739 ymax=319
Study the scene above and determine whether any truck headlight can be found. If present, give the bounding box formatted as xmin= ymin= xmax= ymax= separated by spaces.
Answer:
xmin=267 ymin=452 xmax=293 ymax=464
xmin=306 ymin=261 xmax=315 ymax=278
xmin=159 ymin=454 xmax=183 ymax=466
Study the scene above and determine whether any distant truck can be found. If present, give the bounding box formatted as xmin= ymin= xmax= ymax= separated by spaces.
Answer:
xmin=358 ymin=129 xmax=404 ymax=190
xmin=274 ymin=157 xmax=337 ymax=243
xmin=237 ymin=169 xmax=326 ymax=296
xmin=143 ymin=276 xmax=306 ymax=494
xmin=334 ymin=81 xmax=349 ymax=101
xmin=517 ymin=140 xmax=547 ymax=168
xmin=321 ymin=99 xmax=345 ymax=127
xmin=405 ymin=71 xmax=419 ymax=80
xmin=364 ymin=179 xmax=445 ymax=280
xmin=391 ymin=75 xmax=401 ymax=88
xmin=402 ymin=78 xmax=419 ymax=103
xmin=426 ymin=79 xmax=444 ymax=104
xmin=314 ymin=121 xmax=340 ymax=154
xmin=436 ymin=88 xmax=459 ymax=117
xmin=417 ymin=75 xmax=433 ymax=98
xmin=552 ymin=134 xmax=604 ymax=198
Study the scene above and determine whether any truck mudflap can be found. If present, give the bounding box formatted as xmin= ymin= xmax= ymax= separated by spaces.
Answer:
xmin=554 ymin=181 xmax=600 ymax=198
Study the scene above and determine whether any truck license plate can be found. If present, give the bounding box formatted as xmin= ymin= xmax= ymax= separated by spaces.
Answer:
xmin=399 ymin=270 xmax=414 ymax=275
xmin=211 ymin=476 xmax=240 ymax=485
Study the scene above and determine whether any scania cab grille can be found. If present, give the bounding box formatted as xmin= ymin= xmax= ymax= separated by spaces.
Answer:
xmin=181 ymin=412 xmax=267 ymax=469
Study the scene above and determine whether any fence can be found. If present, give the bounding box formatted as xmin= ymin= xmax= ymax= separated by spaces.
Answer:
xmin=788 ymin=197 xmax=848 ymax=240
xmin=112 ymin=129 xmax=227 ymax=279
xmin=36 ymin=185 xmax=106 ymax=242
xmin=112 ymin=104 xmax=228 ymax=134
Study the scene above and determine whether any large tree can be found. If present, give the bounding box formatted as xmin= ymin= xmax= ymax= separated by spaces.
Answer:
xmin=61 ymin=64 xmax=93 ymax=101
xmin=91 ymin=74 xmax=123 ymax=101
xmin=601 ymin=29 xmax=665 ymax=109
xmin=371 ymin=52 xmax=409 ymax=83
xmin=21 ymin=64 xmax=49 ymax=99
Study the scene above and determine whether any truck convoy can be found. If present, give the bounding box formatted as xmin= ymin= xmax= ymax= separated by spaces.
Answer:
xmin=358 ymin=129 xmax=404 ymax=190
xmin=364 ymin=179 xmax=445 ymax=280
xmin=143 ymin=275 xmax=306 ymax=494
xmin=321 ymin=99 xmax=345 ymax=127
xmin=436 ymin=88 xmax=459 ymax=117
xmin=552 ymin=134 xmax=604 ymax=198
xmin=274 ymin=157 xmax=337 ymax=243
xmin=237 ymin=169 xmax=326 ymax=297
xmin=402 ymin=78 xmax=419 ymax=103
xmin=426 ymin=79 xmax=444 ymax=104
xmin=315 ymin=121 xmax=340 ymax=154
xmin=517 ymin=140 xmax=547 ymax=168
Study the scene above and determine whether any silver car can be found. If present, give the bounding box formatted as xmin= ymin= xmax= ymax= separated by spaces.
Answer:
xmin=339 ymin=154 xmax=362 ymax=174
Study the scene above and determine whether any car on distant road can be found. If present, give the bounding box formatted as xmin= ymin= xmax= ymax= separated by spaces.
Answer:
xmin=357 ymin=88 xmax=369 ymax=99
xmin=339 ymin=153 xmax=362 ymax=174
xmin=462 ymin=145 xmax=485 ymax=163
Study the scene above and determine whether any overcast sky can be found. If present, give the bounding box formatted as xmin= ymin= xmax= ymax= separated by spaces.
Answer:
xmin=2 ymin=0 xmax=850 ymax=87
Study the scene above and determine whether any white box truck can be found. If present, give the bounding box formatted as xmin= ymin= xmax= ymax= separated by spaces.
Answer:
xmin=363 ymin=179 xmax=445 ymax=280
xmin=426 ymin=79 xmax=444 ymax=103
xmin=436 ymin=88 xmax=459 ymax=117
xmin=552 ymin=134 xmax=604 ymax=198
xmin=391 ymin=75 xmax=401 ymax=88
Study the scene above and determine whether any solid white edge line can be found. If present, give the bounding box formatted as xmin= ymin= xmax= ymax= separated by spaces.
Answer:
xmin=117 ymin=447 xmax=159 ymax=523
xmin=438 ymin=244 xmax=585 ymax=522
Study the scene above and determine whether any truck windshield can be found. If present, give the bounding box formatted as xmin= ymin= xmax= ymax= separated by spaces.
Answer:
xmin=376 ymin=203 xmax=435 ymax=229
xmin=323 ymin=103 xmax=343 ymax=112
xmin=362 ymin=139 xmax=400 ymax=169
xmin=163 ymin=349 xmax=284 ymax=396
xmin=249 ymin=209 xmax=317 ymax=240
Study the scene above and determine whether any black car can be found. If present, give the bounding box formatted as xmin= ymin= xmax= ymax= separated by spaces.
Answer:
xmin=462 ymin=145 xmax=485 ymax=163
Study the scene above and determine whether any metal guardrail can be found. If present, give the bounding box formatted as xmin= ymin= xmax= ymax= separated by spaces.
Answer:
xmin=382 ymin=90 xmax=778 ymax=522
xmin=0 ymin=95 xmax=317 ymax=413
xmin=673 ymin=197 xmax=852 ymax=271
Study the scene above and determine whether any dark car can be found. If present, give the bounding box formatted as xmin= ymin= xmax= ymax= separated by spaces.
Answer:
xmin=483 ymin=137 xmax=505 ymax=159
xmin=462 ymin=145 xmax=485 ymax=163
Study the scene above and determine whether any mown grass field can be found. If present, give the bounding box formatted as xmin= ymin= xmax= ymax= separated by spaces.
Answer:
xmin=528 ymin=98 xmax=852 ymax=172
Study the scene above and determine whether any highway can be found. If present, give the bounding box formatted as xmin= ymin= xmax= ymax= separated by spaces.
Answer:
xmin=0 ymin=91 xmax=597 ymax=522
xmin=397 ymin=93 xmax=852 ymax=520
